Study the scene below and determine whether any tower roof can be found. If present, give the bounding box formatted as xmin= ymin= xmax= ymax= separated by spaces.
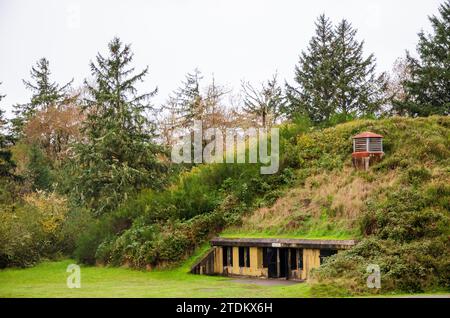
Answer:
xmin=353 ymin=131 xmax=383 ymax=139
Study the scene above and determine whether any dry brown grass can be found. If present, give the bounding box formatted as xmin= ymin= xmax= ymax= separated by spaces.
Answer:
xmin=235 ymin=167 xmax=399 ymax=234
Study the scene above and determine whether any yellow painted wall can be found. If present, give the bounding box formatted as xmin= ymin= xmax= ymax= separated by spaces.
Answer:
xmin=213 ymin=247 xmax=223 ymax=273
xmin=232 ymin=247 xmax=240 ymax=274
xmin=301 ymin=248 xmax=320 ymax=280
xmin=220 ymin=246 xmax=265 ymax=277
xmin=213 ymin=246 xmax=322 ymax=279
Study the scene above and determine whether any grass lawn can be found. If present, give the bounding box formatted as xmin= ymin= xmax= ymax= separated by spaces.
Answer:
xmin=1 ymin=260 xmax=448 ymax=298
xmin=0 ymin=259 xmax=312 ymax=298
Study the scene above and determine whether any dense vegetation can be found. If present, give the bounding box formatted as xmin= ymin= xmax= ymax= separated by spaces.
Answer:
xmin=0 ymin=1 xmax=449 ymax=297
xmin=226 ymin=116 xmax=449 ymax=294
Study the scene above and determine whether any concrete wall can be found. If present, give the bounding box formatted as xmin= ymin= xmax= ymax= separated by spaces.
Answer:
xmin=301 ymin=248 xmax=320 ymax=280
xmin=212 ymin=246 xmax=323 ymax=280
xmin=214 ymin=246 xmax=266 ymax=277
xmin=213 ymin=247 xmax=223 ymax=273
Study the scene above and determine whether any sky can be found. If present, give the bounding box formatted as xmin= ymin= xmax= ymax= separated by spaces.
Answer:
xmin=0 ymin=0 xmax=444 ymax=117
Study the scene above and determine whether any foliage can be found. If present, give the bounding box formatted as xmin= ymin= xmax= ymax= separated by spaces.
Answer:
xmin=0 ymin=191 xmax=78 ymax=268
xmin=74 ymin=153 xmax=292 ymax=266
xmin=285 ymin=15 xmax=387 ymax=124
xmin=73 ymin=37 xmax=166 ymax=215
xmin=12 ymin=58 xmax=73 ymax=140
xmin=23 ymin=103 xmax=83 ymax=163
xmin=307 ymin=118 xmax=450 ymax=294
xmin=395 ymin=0 xmax=450 ymax=116
xmin=26 ymin=144 xmax=52 ymax=191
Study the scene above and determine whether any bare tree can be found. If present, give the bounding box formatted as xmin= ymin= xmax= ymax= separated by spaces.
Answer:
xmin=241 ymin=73 xmax=285 ymax=128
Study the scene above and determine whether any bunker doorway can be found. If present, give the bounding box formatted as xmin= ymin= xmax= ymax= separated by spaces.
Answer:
xmin=266 ymin=248 xmax=277 ymax=278
xmin=265 ymin=248 xmax=289 ymax=279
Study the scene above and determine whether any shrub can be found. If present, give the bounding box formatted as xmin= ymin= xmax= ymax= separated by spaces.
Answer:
xmin=0 ymin=191 xmax=75 ymax=268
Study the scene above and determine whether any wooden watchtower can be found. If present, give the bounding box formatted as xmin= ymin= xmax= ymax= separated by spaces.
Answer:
xmin=352 ymin=132 xmax=384 ymax=170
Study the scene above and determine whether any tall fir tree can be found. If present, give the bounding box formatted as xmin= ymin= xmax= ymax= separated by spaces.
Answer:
xmin=285 ymin=15 xmax=335 ymax=123
xmin=285 ymin=15 xmax=386 ymax=124
xmin=171 ymin=68 xmax=203 ymax=128
xmin=75 ymin=37 xmax=164 ymax=214
xmin=22 ymin=57 xmax=73 ymax=112
xmin=396 ymin=0 xmax=450 ymax=116
xmin=0 ymin=82 xmax=5 ymax=103
xmin=167 ymin=69 xmax=227 ymax=132
xmin=202 ymin=76 xmax=227 ymax=130
xmin=0 ymin=83 xmax=15 ymax=177
xmin=333 ymin=20 xmax=386 ymax=117
xmin=12 ymin=58 xmax=73 ymax=139
xmin=242 ymin=73 xmax=285 ymax=128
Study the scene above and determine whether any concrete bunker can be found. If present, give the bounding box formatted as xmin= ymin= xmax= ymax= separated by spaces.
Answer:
xmin=191 ymin=237 xmax=356 ymax=280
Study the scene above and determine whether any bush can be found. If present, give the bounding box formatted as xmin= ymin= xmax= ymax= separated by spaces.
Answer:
xmin=0 ymin=191 xmax=76 ymax=268
xmin=313 ymin=237 xmax=449 ymax=294
xmin=404 ymin=166 xmax=432 ymax=186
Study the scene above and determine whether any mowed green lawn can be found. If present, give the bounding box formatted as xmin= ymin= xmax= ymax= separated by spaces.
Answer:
xmin=0 ymin=259 xmax=312 ymax=298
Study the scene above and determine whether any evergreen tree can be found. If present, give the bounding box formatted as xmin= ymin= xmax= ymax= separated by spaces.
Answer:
xmin=0 ymin=82 xmax=5 ymax=103
xmin=397 ymin=0 xmax=450 ymax=116
xmin=75 ymin=37 xmax=164 ymax=214
xmin=167 ymin=69 xmax=228 ymax=133
xmin=202 ymin=76 xmax=227 ymax=130
xmin=23 ymin=57 xmax=73 ymax=111
xmin=0 ymin=83 xmax=15 ymax=178
xmin=13 ymin=58 xmax=73 ymax=139
xmin=171 ymin=68 xmax=203 ymax=128
xmin=285 ymin=15 xmax=335 ymax=123
xmin=26 ymin=144 xmax=52 ymax=191
xmin=285 ymin=15 xmax=386 ymax=124
xmin=242 ymin=73 xmax=285 ymax=127
xmin=333 ymin=20 xmax=386 ymax=117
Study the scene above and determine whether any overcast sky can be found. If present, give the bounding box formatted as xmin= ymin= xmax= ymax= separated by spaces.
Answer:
xmin=0 ymin=0 xmax=444 ymax=117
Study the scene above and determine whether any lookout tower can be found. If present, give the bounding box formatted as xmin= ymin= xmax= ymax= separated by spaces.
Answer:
xmin=352 ymin=132 xmax=384 ymax=170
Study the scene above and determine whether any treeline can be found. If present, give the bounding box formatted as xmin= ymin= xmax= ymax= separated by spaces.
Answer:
xmin=0 ymin=2 xmax=449 ymax=268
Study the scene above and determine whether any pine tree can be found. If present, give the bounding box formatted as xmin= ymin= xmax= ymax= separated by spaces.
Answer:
xmin=167 ymin=69 xmax=228 ymax=134
xmin=22 ymin=57 xmax=73 ymax=112
xmin=202 ymin=76 xmax=227 ymax=130
xmin=0 ymin=83 xmax=15 ymax=178
xmin=285 ymin=15 xmax=335 ymax=123
xmin=333 ymin=19 xmax=386 ymax=117
xmin=0 ymin=82 xmax=5 ymax=103
xmin=75 ymin=37 xmax=164 ymax=214
xmin=397 ymin=0 xmax=450 ymax=116
xmin=242 ymin=73 xmax=285 ymax=128
xmin=26 ymin=144 xmax=52 ymax=191
xmin=285 ymin=15 xmax=386 ymax=124
xmin=13 ymin=58 xmax=73 ymax=139
xmin=171 ymin=68 xmax=203 ymax=128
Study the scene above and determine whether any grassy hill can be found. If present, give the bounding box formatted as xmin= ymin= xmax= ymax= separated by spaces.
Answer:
xmin=225 ymin=116 xmax=450 ymax=295
xmin=72 ymin=116 xmax=449 ymax=296
xmin=223 ymin=116 xmax=449 ymax=240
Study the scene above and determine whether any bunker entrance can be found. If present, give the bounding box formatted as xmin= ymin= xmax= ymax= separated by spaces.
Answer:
xmin=265 ymin=248 xmax=289 ymax=279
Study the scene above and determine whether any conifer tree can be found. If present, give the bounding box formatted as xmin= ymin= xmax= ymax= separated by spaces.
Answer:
xmin=202 ymin=76 xmax=227 ymax=130
xmin=0 ymin=83 xmax=15 ymax=178
xmin=171 ymin=68 xmax=203 ymax=128
xmin=167 ymin=69 xmax=227 ymax=132
xmin=333 ymin=20 xmax=386 ymax=117
xmin=75 ymin=37 xmax=164 ymax=214
xmin=285 ymin=15 xmax=335 ymax=123
xmin=0 ymin=82 xmax=5 ymax=103
xmin=12 ymin=58 xmax=73 ymax=139
xmin=397 ymin=0 xmax=450 ymax=116
xmin=285 ymin=15 xmax=386 ymax=124
xmin=22 ymin=57 xmax=73 ymax=112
